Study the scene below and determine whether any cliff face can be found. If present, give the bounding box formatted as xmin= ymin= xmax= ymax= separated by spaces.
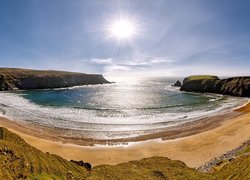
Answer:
xmin=180 ymin=75 xmax=250 ymax=97
xmin=0 ymin=68 xmax=110 ymax=90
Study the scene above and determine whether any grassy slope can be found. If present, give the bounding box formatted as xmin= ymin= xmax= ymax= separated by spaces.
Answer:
xmin=0 ymin=127 xmax=89 ymax=179
xmin=215 ymin=155 xmax=250 ymax=179
xmin=90 ymin=157 xmax=212 ymax=180
xmin=0 ymin=127 xmax=249 ymax=179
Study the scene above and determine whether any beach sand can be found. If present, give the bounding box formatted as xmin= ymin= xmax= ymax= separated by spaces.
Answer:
xmin=0 ymin=103 xmax=249 ymax=168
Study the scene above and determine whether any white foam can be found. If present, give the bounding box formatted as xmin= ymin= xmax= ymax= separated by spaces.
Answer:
xmin=0 ymin=92 xmax=246 ymax=139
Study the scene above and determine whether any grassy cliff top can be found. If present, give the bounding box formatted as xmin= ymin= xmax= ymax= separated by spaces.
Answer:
xmin=184 ymin=75 xmax=219 ymax=82
xmin=0 ymin=68 xmax=100 ymax=76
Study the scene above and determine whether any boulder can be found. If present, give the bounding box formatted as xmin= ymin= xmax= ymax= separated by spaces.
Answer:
xmin=70 ymin=160 xmax=92 ymax=171
xmin=173 ymin=80 xmax=182 ymax=87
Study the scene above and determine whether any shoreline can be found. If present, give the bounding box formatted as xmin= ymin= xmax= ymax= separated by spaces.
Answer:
xmin=0 ymin=107 xmax=244 ymax=146
xmin=0 ymin=102 xmax=249 ymax=167
xmin=0 ymin=97 xmax=247 ymax=146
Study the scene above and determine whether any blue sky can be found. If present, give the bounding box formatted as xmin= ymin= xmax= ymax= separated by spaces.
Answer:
xmin=0 ymin=0 xmax=250 ymax=77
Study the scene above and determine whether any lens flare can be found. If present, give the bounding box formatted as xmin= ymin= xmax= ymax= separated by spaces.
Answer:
xmin=109 ymin=19 xmax=136 ymax=40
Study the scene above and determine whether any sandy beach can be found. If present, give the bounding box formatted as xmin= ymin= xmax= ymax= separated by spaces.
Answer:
xmin=0 ymin=102 xmax=249 ymax=168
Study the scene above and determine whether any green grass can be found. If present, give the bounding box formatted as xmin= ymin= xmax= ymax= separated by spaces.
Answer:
xmin=0 ymin=127 xmax=89 ymax=179
xmin=0 ymin=67 xmax=90 ymax=76
xmin=184 ymin=75 xmax=219 ymax=82
xmin=214 ymin=152 xmax=250 ymax=179
xmin=238 ymin=145 xmax=250 ymax=155
xmin=89 ymin=157 xmax=212 ymax=180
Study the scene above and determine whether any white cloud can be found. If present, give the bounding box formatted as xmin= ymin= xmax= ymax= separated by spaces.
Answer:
xmin=89 ymin=56 xmax=174 ymax=76
xmin=149 ymin=57 xmax=172 ymax=64
xmin=91 ymin=58 xmax=113 ymax=65
xmin=104 ymin=65 xmax=131 ymax=71
xmin=116 ymin=57 xmax=173 ymax=66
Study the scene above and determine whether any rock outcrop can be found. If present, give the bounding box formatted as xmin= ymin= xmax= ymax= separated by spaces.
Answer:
xmin=180 ymin=75 xmax=250 ymax=97
xmin=173 ymin=80 xmax=182 ymax=87
xmin=0 ymin=68 xmax=110 ymax=90
xmin=70 ymin=160 xmax=92 ymax=171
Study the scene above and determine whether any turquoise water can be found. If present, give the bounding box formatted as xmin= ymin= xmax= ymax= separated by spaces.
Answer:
xmin=0 ymin=77 xmax=243 ymax=140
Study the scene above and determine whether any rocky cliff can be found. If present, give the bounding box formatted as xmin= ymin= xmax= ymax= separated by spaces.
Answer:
xmin=180 ymin=75 xmax=250 ymax=97
xmin=0 ymin=68 xmax=110 ymax=90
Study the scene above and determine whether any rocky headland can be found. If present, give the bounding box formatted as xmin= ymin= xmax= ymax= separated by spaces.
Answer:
xmin=0 ymin=68 xmax=110 ymax=91
xmin=180 ymin=75 xmax=250 ymax=97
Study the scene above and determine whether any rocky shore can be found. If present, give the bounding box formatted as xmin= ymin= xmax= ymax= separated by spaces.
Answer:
xmin=198 ymin=139 xmax=250 ymax=173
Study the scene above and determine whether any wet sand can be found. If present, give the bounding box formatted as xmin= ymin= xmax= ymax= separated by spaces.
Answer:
xmin=0 ymin=103 xmax=250 ymax=167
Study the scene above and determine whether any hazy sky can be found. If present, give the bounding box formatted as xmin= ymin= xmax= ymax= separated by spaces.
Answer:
xmin=0 ymin=0 xmax=250 ymax=77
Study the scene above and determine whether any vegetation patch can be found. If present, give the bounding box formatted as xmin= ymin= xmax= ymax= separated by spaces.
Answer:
xmin=183 ymin=75 xmax=219 ymax=83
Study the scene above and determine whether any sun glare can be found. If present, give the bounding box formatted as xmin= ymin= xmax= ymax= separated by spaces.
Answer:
xmin=109 ymin=19 xmax=136 ymax=40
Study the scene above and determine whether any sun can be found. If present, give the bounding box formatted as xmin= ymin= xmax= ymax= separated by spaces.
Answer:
xmin=109 ymin=19 xmax=137 ymax=40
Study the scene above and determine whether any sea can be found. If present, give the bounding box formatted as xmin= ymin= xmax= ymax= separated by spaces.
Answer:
xmin=0 ymin=77 xmax=246 ymax=140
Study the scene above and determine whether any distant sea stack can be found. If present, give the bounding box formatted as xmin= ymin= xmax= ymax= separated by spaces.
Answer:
xmin=0 ymin=68 xmax=110 ymax=91
xmin=180 ymin=75 xmax=250 ymax=97
xmin=173 ymin=80 xmax=182 ymax=87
